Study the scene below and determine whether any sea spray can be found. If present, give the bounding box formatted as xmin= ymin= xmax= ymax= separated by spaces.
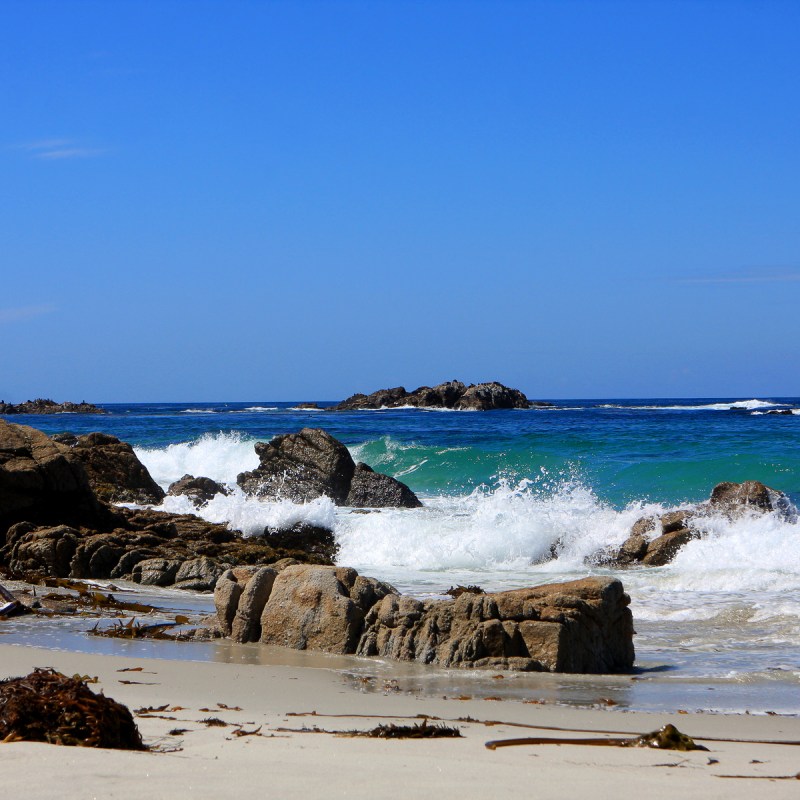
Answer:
xmin=158 ymin=489 xmax=336 ymax=537
xmin=135 ymin=431 xmax=259 ymax=488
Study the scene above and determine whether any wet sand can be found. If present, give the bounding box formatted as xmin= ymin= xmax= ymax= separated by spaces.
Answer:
xmin=2 ymin=643 xmax=799 ymax=799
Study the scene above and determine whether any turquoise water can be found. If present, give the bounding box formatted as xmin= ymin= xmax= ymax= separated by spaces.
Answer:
xmin=8 ymin=397 xmax=800 ymax=712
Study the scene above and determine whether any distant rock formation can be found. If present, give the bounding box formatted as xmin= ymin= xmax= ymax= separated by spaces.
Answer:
xmin=0 ymin=399 xmax=104 ymax=415
xmin=237 ymin=428 xmax=422 ymax=508
xmin=599 ymin=480 xmax=794 ymax=568
xmin=215 ymin=564 xmax=635 ymax=674
xmin=330 ymin=380 xmax=540 ymax=411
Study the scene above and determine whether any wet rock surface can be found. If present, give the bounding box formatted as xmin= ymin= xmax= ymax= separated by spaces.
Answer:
xmin=237 ymin=427 xmax=421 ymax=508
xmin=345 ymin=463 xmax=423 ymax=508
xmin=602 ymin=480 xmax=793 ymax=567
xmin=2 ymin=507 xmax=337 ymax=589
xmin=167 ymin=474 xmax=228 ymax=506
xmin=330 ymin=380 xmax=535 ymax=411
xmin=0 ymin=419 xmax=104 ymax=532
xmin=0 ymin=420 xmax=338 ymax=589
xmin=215 ymin=565 xmax=634 ymax=673
xmin=61 ymin=432 xmax=166 ymax=504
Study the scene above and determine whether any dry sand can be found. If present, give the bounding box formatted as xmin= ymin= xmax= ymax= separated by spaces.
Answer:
xmin=1 ymin=643 xmax=799 ymax=799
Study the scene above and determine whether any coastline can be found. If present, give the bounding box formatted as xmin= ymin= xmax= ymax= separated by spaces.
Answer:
xmin=3 ymin=643 xmax=799 ymax=799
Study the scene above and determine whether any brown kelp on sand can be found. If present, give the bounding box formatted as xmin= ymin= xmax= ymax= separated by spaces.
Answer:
xmin=0 ymin=668 xmax=145 ymax=749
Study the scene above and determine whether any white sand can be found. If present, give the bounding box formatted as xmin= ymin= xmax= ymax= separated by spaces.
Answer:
xmin=1 ymin=643 xmax=799 ymax=799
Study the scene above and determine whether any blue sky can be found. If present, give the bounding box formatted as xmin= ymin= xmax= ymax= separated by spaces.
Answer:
xmin=2 ymin=0 xmax=799 ymax=401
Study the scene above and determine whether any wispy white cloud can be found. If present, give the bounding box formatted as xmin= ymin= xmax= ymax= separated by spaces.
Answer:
xmin=677 ymin=271 xmax=800 ymax=285
xmin=15 ymin=139 xmax=106 ymax=160
xmin=0 ymin=304 xmax=57 ymax=324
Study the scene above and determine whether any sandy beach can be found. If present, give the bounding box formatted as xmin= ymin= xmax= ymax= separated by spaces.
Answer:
xmin=2 ymin=642 xmax=799 ymax=799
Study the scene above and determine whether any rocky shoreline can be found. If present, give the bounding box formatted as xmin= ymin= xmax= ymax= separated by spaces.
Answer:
xmin=3 ymin=413 xmax=791 ymax=675
xmin=1 ymin=417 xmax=635 ymax=674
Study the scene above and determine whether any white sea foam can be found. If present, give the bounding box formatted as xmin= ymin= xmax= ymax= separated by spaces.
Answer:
xmin=600 ymin=399 xmax=782 ymax=411
xmin=232 ymin=406 xmax=279 ymax=412
xmin=179 ymin=408 xmax=218 ymax=414
xmin=354 ymin=404 xmax=476 ymax=412
xmin=135 ymin=432 xmax=260 ymax=488
xmin=158 ymin=489 xmax=336 ymax=537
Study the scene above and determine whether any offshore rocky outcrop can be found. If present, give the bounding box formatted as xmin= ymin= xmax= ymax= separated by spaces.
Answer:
xmin=0 ymin=419 xmax=336 ymax=590
xmin=0 ymin=399 xmax=104 ymax=415
xmin=330 ymin=380 xmax=540 ymax=411
xmin=237 ymin=428 xmax=422 ymax=508
xmin=214 ymin=564 xmax=634 ymax=674
xmin=600 ymin=480 xmax=794 ymax=568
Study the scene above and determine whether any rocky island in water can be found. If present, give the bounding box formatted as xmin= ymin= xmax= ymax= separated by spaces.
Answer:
xmin=330 ymin=379 xmax=553 ymax=411
xmin=0 ymin=398 xmax=105 ymax=415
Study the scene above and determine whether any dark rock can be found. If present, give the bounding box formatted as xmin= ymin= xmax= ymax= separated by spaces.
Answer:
xmin=330 ymin=380 xmax=530 ymax=411
xmin=765 ymin=408 xmax=794 ymax=415
xmin=167 ymin=474 xmax=228 ymax=506
xmin=0 ymin=399 xmax=104 ymax=415
xmin=263 ymin=523 xmax=339 ymax=562
xmin=6 ymin=525 xmax=81 ymax=577
xmin=132 ymin=557 xmax=181 ymax=586
xmin=237 ymin=428 xmax=355 ymax=504
xmin=0 ymin=421 xmax=350 ymax=589
xmin=640 ymin=528 xmax=698 ymax=566
xmin=454 ymin=382 xmax=530 ymax=411
xmin=345 ymin=463 xmax=422 ymax=508
xmin=331 ymin=386 xmax=409 ymax=411
xmin=237 ymin=427 xmax=421 ymax=509
xmin=66 ymin=432 xmax=165 ymax=505
xmin=708 ymin=480 xmax=777 ymax=516
xmin=173 ymin=556 xmax=224 ymax=591
xmin=0 ymin=420 xmax=103 ymax=533
xmin=51 ymin=432 xmax=78 ymax=446
xmin=606 ymin=480 xmax=793 ymax=568
xmin=294 ymin=402 xmax=320 ymax=409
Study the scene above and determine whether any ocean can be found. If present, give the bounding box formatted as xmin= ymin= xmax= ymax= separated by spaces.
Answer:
xmin=10 ymin=397 xmax=800 ymax=713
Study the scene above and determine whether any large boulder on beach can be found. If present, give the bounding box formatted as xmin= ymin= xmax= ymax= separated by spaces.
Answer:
xmin=605 ymin=480 xmax=793 ymax=568
xmin=0 ymin=420 xmax=101 ymax=533
xmin=259 ymin=565 xmax=397 ymax=653
xmin=357 ymin=577 xmax=634 ymax=672
xmin=62 ymin=432 xmax=165 ymax=505
xmin=221 ymin=564 xmax=635 ymax=673
xmin=237 ymin=428 xmax=421 ymax=508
